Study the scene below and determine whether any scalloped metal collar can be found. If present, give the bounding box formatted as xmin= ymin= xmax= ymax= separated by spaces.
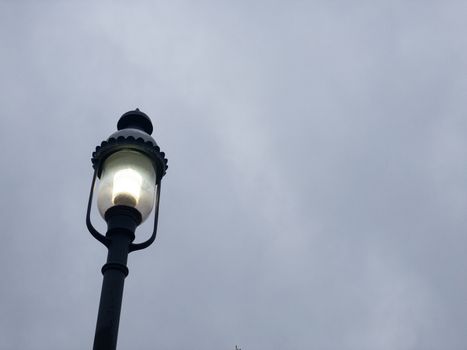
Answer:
xmin=91 ymin=128 xmax=168 ymax=181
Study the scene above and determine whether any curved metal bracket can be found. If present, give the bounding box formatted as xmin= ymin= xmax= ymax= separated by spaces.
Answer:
xmin=129 ymin=183 xmax=162 ymax=252
xmin=86 ymin=169 xmax=110 ymax=247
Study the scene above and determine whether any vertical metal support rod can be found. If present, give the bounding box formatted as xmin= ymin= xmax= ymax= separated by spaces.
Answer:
xmin=93 ymin=207 xmax=140 ymax=350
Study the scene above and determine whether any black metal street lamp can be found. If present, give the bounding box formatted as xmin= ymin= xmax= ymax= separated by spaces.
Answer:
xmin=86 ymin=109 xmax=168 ymax=350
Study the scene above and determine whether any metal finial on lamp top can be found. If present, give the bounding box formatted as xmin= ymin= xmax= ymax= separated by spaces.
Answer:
xmin=117 ymin=108 xmax=153 ymax=134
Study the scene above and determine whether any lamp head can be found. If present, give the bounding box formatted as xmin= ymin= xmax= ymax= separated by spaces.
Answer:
xmin=91 ymin=109 xmax=168 ymax=223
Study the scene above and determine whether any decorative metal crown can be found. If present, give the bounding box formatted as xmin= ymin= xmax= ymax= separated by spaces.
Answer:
xmin=91 ymin=109 xmax=168 ymax=181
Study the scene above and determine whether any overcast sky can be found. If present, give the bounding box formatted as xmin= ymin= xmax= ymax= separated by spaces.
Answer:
xmin=1 ymin=1 xmax=467 ymax=349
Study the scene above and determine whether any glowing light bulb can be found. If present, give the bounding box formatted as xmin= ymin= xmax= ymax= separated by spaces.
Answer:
xmin=112 ymin=168 xmax=143 ymax=207
xmin=97 ymin=150 xmax=156 ymax=221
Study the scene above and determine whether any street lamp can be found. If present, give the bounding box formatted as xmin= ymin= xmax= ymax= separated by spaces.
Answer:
xmin=86 ymin=109 xmax=168 ymax=350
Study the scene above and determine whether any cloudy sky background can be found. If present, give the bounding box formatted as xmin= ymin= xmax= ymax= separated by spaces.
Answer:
xmin=1 ymin=1 xmax=466 ymax=349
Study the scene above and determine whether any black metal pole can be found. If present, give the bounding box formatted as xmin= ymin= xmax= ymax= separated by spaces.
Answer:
xmin=93 ymin=206 xmax=141 ymax=350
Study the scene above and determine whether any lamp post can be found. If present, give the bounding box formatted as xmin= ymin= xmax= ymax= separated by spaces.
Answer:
xmin=86 ymin=109 xmax=168 ymax=350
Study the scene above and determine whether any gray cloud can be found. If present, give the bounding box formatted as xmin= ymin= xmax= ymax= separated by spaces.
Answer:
xmin=1 ymin=1 xmax=466 ymax=349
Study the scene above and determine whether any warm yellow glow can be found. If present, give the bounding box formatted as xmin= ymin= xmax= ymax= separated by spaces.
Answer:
xmin=112 ymin=168 xmax=143 ymax=207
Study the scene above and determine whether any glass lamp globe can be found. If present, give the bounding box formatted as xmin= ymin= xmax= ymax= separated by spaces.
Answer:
xmin=97 ymin=149 xmax=156 ymax=222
